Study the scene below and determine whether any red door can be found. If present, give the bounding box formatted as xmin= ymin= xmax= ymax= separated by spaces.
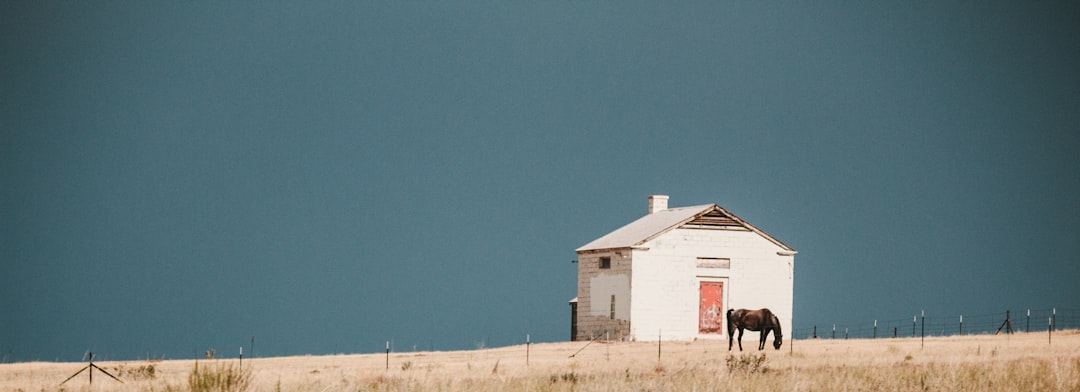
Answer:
xmin=699 ymin=282 xmax=724 ymax=334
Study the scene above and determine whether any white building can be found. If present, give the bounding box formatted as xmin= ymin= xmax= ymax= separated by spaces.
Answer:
xmin=570 ymin=195 xmax=796 ymax=342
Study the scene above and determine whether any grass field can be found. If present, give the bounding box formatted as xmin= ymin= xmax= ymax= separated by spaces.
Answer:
xmin=3 ymin=330 xmax=1078 ymax=391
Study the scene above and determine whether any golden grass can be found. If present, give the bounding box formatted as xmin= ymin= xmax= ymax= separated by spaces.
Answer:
xmin=3 ymin=330 xmax=1078 ymax=391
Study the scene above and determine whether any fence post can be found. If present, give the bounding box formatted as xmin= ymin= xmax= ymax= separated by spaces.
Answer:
xmin=385 ymin=341 xmax=390 ymax=371
xmin=920 ymin=310 xmax=925 ymax=349
xmin=832 ymin=324 xmax=836 ymax=339
xmin=1026 ymin=309 xmax=1031 ymax=333
xmin=1052 ymin=308 xmax=1056 ymax=332
xmin=813 ymin=325 xmax=817 ymax=339
xmin=657 ymin=329 xmax=661 ymax=362
xmin=912 ymin=315 xmax=917 ymax=338
xmin=605 ymin=332 xmax=609 ymax=361
xmin=873 ymin=320 xmax=877 ymax=339
xmin=959 ymin=315 xmax=963 ymax=336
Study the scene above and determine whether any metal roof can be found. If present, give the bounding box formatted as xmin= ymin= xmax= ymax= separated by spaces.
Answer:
xmin=575 ymin=204 xmax=795 ymax=253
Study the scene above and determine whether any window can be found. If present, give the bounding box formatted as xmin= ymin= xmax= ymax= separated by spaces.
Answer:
xmin=599 ymin=257 xmax=611 ymax=269
xmin=696 ymin=257 xmax=730 ymax=269
xmin=610 ymin=295 xmax=616 ymax=319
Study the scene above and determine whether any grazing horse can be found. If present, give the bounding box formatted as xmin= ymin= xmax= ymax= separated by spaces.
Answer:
xmin=727 ymin=308 xmax=783 ymax=351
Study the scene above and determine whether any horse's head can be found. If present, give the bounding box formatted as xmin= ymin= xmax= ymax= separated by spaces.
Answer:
xmin=770 ymin=312 xmax=783 ymax=350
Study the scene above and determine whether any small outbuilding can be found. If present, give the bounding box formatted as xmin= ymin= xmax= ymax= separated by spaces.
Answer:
xmin=570 ymin=195 xmax=796 ymax=342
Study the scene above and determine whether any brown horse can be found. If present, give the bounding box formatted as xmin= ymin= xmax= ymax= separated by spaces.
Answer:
xmin=727 ymin=308 xmax=783 ymax=351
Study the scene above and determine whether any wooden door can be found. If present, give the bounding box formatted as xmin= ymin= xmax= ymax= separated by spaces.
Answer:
xmin=699 ymin=282 xmax=724 ymax=334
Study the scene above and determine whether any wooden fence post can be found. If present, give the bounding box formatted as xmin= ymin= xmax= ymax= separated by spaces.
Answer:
xmin=657 ymin=329 xmax=661 ymax=363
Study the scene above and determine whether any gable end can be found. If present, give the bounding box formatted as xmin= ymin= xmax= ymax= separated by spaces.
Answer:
xmin=682 ymin=208 xmax=751 ymax=231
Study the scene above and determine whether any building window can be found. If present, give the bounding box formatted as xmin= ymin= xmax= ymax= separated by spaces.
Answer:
xmin=610 ymin=295 xmax=616 ymax=319
xmin=696 ymin=257 xmax=730 ymax=269
xmin=599 ymin=257 xmax=611 ymax=269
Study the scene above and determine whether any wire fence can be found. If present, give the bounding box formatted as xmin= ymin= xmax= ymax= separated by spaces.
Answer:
xmin=793 ymin=308 xmax=1079 ymax=340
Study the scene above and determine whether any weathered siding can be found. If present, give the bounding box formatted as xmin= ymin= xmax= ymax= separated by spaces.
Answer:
xmin=575 ymin=250 xmax=632 ymax=341
xmin=629 ymin=228 xmax=794 ymax=342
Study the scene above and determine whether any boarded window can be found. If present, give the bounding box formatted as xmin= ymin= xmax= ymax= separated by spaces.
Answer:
xmin=599 ymin=257 xmax=611 ymax=269
xmin=699 ymin=282 xmax=724 ymax=333
xmin=610 ymin=295 xmax=616 ymax=319
xmin=696 ymin=257 xmax=730 ymax=269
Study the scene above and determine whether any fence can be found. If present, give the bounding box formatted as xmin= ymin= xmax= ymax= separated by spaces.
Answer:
xmin=793 ymin=308 xmax=1079 ymax=340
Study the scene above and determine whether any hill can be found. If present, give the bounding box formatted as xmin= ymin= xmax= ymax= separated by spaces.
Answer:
xmin=2 ymin=331 xmax=1078 ymax=391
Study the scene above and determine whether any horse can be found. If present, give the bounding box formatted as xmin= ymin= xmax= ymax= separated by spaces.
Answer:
xmin=727 ymin=308 xmax=783 ymax=351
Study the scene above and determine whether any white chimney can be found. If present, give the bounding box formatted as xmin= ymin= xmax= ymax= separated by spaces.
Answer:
xmin=648 ymin=195 xmax=669 ymax=214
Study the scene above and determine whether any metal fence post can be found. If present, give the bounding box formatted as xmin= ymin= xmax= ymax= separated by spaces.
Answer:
xmin=920 ymin=310 xmax=925 ymax=349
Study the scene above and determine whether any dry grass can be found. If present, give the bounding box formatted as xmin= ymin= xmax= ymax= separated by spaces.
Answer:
xmin=2 ymin=330 xmax=1078 ymax=391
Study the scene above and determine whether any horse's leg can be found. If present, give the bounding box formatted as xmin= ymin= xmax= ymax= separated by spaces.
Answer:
xmin=737 ymin=328 xmax=744 ymax=351
xmin=758 ymin=329 xmax=768 ymax=350
xmin=728 ymin=328 xmax=734 ymax=351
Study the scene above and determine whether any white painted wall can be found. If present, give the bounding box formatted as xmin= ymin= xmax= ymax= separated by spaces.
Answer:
xmin=629 ymin=228 xmax=794 ymax=343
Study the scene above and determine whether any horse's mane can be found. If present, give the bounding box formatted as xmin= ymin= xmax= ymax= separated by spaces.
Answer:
xmin=771 ymin=312 xmax=783 ymax=337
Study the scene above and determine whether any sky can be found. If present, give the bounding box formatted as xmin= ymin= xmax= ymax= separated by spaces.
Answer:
xmin=2 ymin=2 xmax=1078 ymax=362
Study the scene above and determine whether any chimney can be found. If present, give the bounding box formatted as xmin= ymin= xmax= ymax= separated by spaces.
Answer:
xmin=648 ymin=195 xmax=669 ymax=214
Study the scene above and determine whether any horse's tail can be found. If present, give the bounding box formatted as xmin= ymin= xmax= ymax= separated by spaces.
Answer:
xmin=726 ymin=309 xmax=735 ymax=333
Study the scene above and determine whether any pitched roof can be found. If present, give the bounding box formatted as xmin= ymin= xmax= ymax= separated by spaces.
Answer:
xmin=575 ymin=204 xmax=795 ymax=253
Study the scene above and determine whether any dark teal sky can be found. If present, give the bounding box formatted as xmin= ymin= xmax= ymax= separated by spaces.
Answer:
xmin=3 ymin=2 xmax=1078 ymax=361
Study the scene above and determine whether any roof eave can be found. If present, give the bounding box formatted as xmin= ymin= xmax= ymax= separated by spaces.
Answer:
xmin=710 ymin=205 xmax=796 ymax=253
xmin=575 ymin=245 xmax=650 ymax=254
